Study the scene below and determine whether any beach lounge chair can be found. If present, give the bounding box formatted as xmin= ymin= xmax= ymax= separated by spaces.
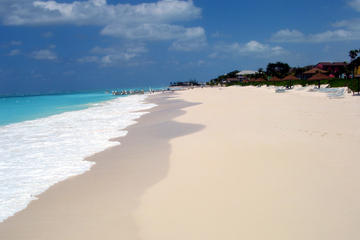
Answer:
xmin=275 ymin=88 xmax=286 ymax=93
xmin=328 ymin=88 xmax=345 ymax=99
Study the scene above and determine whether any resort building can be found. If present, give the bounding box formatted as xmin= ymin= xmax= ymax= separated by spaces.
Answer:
xmin=355 ymin=65 xmax=360 ymax=78
xmin=225 ymin=78 xmax=240 ymax=83
xmin=236 ymin=70 xmax=258 ymax=81
xmin=315 ymin=62 xmax=347 ymax=77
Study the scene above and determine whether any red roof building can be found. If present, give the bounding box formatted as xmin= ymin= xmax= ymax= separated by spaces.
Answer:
xmin=315 ymin=62 xmax=347 ymax=76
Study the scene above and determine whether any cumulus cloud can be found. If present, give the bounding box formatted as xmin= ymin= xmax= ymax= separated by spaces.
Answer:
xmin=211 ymin=41 xmax=286 ymax=58
xmin=271 ymin=1 xmax=360 ymax=43
xmin=0 ymin=0 xmax=206 ymax=51
xmin=309 ymin=29 xmax=357 ymax=42
xmin=271 ymin=27 xmax=360 ymax=43
xmin=170 ymin=27 xmax=207 ymax=51
xmin=78 ymin=44 xmax=148 ymax=66
xmin=31 ymin=49 xmax=57 ymax=60
xmin=333 ymin=18 xmax=360 ymax=31
xmin=8 ymin=0 xmax=201 ymax=26
xmin=349 ymin=0 xmax=360 ymax=11
xmin=271 ymin=29 xmax=305 ymax=42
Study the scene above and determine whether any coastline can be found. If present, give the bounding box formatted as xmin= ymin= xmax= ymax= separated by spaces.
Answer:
xmin=1 ymin=86 xmax=360 ymax=239
xmin=0 ymin=93 xmax=156 ymax=222
xmin=0 ymin=92 xmax=203 ymax=239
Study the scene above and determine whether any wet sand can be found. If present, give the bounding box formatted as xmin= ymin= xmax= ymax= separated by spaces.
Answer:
xmin=0 ymin=93 xmax=203 ymax=240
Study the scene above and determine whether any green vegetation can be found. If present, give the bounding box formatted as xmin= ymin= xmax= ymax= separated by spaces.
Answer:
xmin=206 ymin=49 xmax=360 ymax=94
xmin=266 ymin=62 xmax=290 ymax=78
xmin=348 ymin=79 xmax=360 ymax=93
xmin=349 ymin=49 xmax=360 ymax=61
xmin=170 ymin=80 xmax=200 ymax=87
xmin=208 ymin=70 xmax=239 ymax=85
xmin=225 ymin=78 xmax=360 ymax=92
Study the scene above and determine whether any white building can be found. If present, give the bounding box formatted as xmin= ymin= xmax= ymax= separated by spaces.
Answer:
xmin=236 ymin=70 xmax=258 ymax=80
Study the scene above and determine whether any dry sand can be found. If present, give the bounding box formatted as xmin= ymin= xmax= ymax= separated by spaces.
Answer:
xmin=1 ymin=86 xmax=360 ymax=240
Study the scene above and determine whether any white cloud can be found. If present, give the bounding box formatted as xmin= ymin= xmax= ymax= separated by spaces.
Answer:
xmin=271 ymin=2 xmax=360 ymax=43
xmin=101 ymin=23 xmax=203 ymax=41
xmin=271 ymin=27 xmax=360 ymax=43
xmin=333 ymin=18 xmax=360 ymax=31
xmin=8 ymin=49 xmax=21 ymax=56
xmin=349 ymin=0 xmax=360 ymax=11
xmin=212 ymin=41 xmax=287 ymax=58
xmin=31 ymin=49 xmax=57 ymax=60
xmin=170 ymin=27 xmax=207 ymax=51
xmin=271 ymin=46 xmax=287 ymax=55
xmin=78 ymin=44 xmax=148 ymax=66
xmin=271 ymin=29 xmax=305 ymax=42
xmin=16 ymin=0 xmax=201 ymax=26
xmin=243 ymin=41 xmax=268 ymax=52
xmin=0 ymin=0 xmax=205 ymax=51
xmin=309 ymin=29 xmax=357 ymax=42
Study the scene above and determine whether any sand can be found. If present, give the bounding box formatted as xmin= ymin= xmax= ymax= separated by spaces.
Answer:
xmin=1 ymin=86 xmax=360 ymax=240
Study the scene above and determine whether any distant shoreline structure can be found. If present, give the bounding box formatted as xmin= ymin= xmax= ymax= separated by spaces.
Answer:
xmin=0 ymin=86 xmax=168 ymax=99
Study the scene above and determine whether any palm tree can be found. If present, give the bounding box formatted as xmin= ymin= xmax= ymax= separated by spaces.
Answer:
xmin=349 ymin=50 xmax=358 ymax=62
xmin=349 ymin=49 xmax=360 ymax=94
xmin=349 ymin=49 xmax=359 ymax=79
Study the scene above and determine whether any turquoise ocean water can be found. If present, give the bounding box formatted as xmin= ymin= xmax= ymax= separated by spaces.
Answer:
xmin=0 ymin=88 xmax=165 ymax=126
xmin=0 ymin=91 xmax=120 ymax=126
xmin=0 ymin=88 xmax=160 ymax=222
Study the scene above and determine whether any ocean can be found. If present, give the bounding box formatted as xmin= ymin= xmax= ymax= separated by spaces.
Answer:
xmin=0 ymin=90 xmax=157 ymax=222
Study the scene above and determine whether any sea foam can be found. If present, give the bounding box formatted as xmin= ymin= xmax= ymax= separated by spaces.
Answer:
xmin=0 ymin=94 xmax=156 ymax=222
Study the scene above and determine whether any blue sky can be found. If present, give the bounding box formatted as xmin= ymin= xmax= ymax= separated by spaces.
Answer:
xmin=1 ymin=0 xmax=360 ymax=95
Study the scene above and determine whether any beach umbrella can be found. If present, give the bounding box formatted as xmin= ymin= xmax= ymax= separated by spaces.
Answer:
xmin=282 ymin=75 xmax=299 ymax=88
xmin=304 ymin=68 xmax=328 ymax=75
xmin=271 ymin=76 xmax=281 ymax=81
xmin=308 ymin=73 xmax=331 ymax=88
xmin=249 ymin=78 xmax=265 ymax=84
xmin=270 ymin=76 xmax=282 ymax=82
xmin=270 ymin=76 xmax=281 ymax=86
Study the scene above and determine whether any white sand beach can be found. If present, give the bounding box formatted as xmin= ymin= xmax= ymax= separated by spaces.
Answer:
xmin=1 ymin=86 xmax=360 ymax=240
xmin=135 ymin=86 xmax=360 ymax=240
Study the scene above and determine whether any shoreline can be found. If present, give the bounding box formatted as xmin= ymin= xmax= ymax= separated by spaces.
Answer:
xmin=0 ymin=93 xmax=156 ymax=222
xmin=0 ymin=92 xmax=203 ymax=239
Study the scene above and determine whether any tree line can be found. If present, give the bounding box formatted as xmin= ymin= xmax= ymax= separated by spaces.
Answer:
xmin=208 ymin=49 xmax=360 ymax=86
